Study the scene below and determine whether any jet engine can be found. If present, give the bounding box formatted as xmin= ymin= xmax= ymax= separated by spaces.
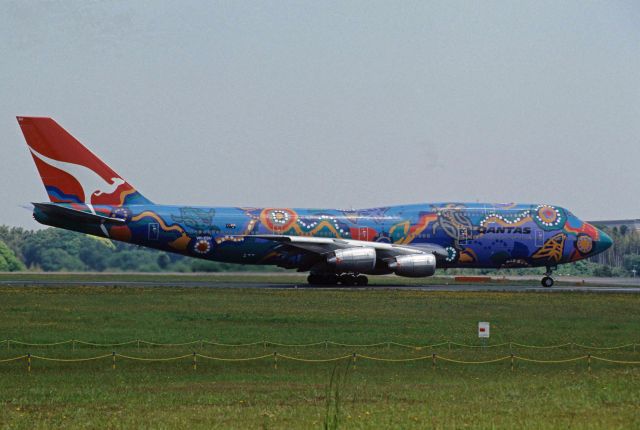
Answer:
xmin=388 ymin=254 xmax=436 ymax=277
xmin=326 ymin=247 xmax=377 ymax=273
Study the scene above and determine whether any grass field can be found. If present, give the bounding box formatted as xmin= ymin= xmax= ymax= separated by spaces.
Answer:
xmin=1 ymin=282 xmax=639 ymax=429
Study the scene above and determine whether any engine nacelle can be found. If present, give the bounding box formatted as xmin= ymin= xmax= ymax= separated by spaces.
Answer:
xmin=326 ymin=247 xmax=376 ymax=273
xmin=388 ymin=254 xmax=436 ymax=278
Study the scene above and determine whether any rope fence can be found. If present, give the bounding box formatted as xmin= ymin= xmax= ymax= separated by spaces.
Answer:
xmin=2 ymin=339 xmax=639 ymax=350
xmin=2 ymin=352 xmax=640 ymax=372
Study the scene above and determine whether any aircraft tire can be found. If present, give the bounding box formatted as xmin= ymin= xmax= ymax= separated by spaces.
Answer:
xmin=324 ymin=274 xmax=339 ymax=285
xmin=541 ymin=276 xmax=554 ymax=288
xmin=356 ymin=275 xmax=368 ymax=286
xmin=340 ymin=275 xmax=355 ymax=286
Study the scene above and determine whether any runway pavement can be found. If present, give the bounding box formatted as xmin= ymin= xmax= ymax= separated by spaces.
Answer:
xmin=1 ymin=279 xmax=640 ymax=293
xmin=394 ymin=285 xmax=640 ymax=294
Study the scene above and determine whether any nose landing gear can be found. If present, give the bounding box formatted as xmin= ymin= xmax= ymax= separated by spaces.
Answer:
xmin=541 ymin=266 xmax=555 ymax=288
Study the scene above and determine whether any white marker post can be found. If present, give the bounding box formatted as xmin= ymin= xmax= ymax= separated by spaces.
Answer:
xmin=478 ymin=322 xmax=490 ymax=349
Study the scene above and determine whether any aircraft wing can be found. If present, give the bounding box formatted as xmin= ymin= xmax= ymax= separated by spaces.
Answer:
xmin=247 ymin=234 xmax=448 ymax=260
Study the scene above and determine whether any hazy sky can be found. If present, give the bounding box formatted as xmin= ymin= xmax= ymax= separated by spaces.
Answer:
xmin=1 ymin=1 xmax=639 ymax=229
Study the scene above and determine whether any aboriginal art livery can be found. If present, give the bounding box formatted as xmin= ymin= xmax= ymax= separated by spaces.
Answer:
xmin=17 ymin=117 xmax=613 ymax=287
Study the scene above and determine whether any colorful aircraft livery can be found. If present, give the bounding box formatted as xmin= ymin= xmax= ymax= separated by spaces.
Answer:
xmin=17 ymin=117 xmax=613 ymax=287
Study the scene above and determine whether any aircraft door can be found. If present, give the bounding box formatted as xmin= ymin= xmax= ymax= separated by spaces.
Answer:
xmin=359 ymin=227 xmax=369 ymax=241
xmin=148 ymin=223 xmax=160 ymax=241
xmin=535 ymin=230 xmax=544 ymax=247
xmin=459 ymin=227 xmax=470 ymax=245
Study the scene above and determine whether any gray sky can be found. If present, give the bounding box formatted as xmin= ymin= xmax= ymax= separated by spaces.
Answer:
xmin=1 ymin=1 xmax=639 ymax=229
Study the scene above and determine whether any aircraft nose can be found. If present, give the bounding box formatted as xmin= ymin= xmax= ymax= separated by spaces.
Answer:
xmin=577 ymin=223 xmax=613 ymax=257
xmin=597 ymin=228 xmax=613 ymax=252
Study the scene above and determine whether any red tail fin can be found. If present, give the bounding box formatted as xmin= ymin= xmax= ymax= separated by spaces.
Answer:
xmin=17 ymin=117 xmax=152 ymax=206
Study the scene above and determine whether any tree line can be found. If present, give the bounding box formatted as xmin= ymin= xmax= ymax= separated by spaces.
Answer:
xmin=0 ymin=224 xmax=638 ymax=276
xmin=0 ymin=226 xmax=277 ymax=273
xmin=588 ymin=225 xmax=640 ymax=277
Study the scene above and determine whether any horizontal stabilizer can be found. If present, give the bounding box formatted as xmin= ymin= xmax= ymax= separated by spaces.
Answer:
xmin=32 ymin=202 xmax=126 ymax=224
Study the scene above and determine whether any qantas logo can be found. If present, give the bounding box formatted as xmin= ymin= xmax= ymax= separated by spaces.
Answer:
xmin=476 ymin=227 xmax=532 ymax=234
xmin=28 ymin=146 xmax=125 ymax=203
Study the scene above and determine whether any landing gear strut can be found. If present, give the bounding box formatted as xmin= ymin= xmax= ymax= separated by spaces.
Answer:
xmin=541 ymin=267 xmax=555 ymax=288
xmin=307 ymin=273 xmax=368 ymax=286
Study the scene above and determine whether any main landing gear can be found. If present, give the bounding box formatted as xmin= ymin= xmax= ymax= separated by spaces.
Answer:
xmin=307 ymin=273 xmax=369 ymax=286
xmin=339 ymin=274 xmax=368 ymax=286
xmin=541 ymin=266 xmax=555 ymax=288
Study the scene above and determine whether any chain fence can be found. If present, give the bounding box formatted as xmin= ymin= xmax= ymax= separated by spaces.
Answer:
xmin=3 ymin=339 xmax=639 ymax=350
xmin=2 ymin=352 xmax=639 ymax=373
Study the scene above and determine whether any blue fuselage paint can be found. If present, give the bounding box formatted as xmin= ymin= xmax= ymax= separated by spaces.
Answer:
xmin=34 ymin=202 xmax=612 ymax=271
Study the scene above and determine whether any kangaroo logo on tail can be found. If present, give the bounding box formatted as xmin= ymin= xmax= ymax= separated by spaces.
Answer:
xmin=28 ymin=146 xmax=126 ymax=204
xmin=18 ymin=116 xmax=153 ymax=208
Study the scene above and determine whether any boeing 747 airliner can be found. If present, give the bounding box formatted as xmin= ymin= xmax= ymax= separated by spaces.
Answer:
xmin=17 ymin=117 xmax=612 ymax=287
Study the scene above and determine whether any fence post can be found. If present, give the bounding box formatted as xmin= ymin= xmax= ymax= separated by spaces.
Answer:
xmin=325 ymin=340 xmax=328 ymax=350
xmin=72 ymin=339 xmax=76 ymax=351
xmin=27 ymin=353 xmax=31 ymax=373
xmin=273 ymin=352 xmax=278 ymax=370
xmin=192 ymin=352 xmax=197 ymax=370
xmin=587 ymin=354 xmax=591 ymax=373
xmin=511 ymin=354 xmax=514 ymax=372
xmin=112 ymin=351 xmax=116 ymax=370
xmin=352 ymin=353 xmax=357 ymax=370
xmin=137 ymin=339 xmax=140 ymax=350
xmin=432 ymin=353 xmax=436 ymax=370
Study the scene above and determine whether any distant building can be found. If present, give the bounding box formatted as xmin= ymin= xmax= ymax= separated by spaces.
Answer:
xmin=588 ymin=219 xmax=640 ymax=232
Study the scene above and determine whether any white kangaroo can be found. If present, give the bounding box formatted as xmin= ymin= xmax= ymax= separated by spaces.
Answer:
xmin=28 ymin=146 xmax=125 ymax=205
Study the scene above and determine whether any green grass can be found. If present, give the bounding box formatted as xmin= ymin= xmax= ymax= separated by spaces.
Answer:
xmin=1 ymin=284 xmax=639 ymax=429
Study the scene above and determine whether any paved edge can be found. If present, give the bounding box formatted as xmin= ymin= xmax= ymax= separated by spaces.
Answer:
xmin=1 ymin=280 xmax=639 ymax=293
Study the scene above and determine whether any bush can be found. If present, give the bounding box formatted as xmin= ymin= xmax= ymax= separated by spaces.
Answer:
xmin=38 ymin=248 xmax=86 ymax=272
xmin=593 ymin=265 xmax=613 ymax=277
xmin=0 ymin=240 xmax=25 ymax=271
xmin=623 ymin=254 xmax=640 ymax=272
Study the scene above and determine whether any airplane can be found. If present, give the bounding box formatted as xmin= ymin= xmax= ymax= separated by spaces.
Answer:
xmin=17 ymin=116 xmax=613 ymax=288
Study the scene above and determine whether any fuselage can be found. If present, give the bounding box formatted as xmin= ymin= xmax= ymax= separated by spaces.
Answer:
xmin=34 ymin=201 xmax=612 ymax=272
